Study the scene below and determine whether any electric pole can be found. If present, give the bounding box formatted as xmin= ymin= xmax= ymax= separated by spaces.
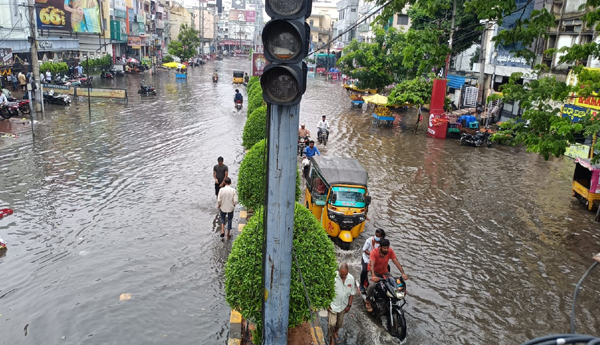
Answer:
xmin=444 ymin=0 xmax=457 ymax=78
xmin=477 ymin=23 xmax=488 ymax=104
xmin=27 ymin=0 xmax=41 ymax=111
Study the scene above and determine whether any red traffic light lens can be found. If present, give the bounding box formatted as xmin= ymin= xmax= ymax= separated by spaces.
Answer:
xmin=264 ymin=21 xmax=302 ymax=61
xmin=263 ymin=68 xmax=300 ymax=104
xmin=266 ymin=0 xmax=303 ymax=17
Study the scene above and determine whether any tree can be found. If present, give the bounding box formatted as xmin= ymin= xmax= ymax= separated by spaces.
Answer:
xmin=388 ymin=76 xmax=434 ymax=131
xmin=167 ymin=24 xmax=200 ymax=61
xmin=225 ymin=204 xmax=337 ymax=343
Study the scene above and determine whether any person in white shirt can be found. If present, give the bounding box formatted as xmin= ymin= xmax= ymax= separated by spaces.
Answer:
xmin=328 ymin=263 xmax=355 ymax=344
xmin=360 ymin=228 xmax=385 ymax=294
xmin=0 ymin=92 xmax=8 ymax=107
xmin=45 ymin=71 xmax=52 ymax=83
xmin=317 ymin=115 xmax=330 ymax=141
xmin=217 ymin=177 xmax=238 ymax=239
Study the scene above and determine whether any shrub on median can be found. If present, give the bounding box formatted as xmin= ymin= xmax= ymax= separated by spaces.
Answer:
xmin=242 ymin=105 xmax=267 ymax=150
xmin=247 ymin=76 xmax=259 ymax=90
xmin=237 ymin=139 xmax=301 ymax=211
xmin=225 ymin=203 xmax=337 ymax=343
xmin=247 ymin=89 xmax=265 ymax=116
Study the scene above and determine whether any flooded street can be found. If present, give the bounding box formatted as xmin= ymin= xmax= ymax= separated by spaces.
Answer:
xmin=1 ymin=58 xmax=599 ymax=345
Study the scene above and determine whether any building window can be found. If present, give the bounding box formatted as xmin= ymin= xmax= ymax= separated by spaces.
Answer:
xmin=397 ymin=14 xmax=408 ymax=25
xmin=351 ymin=8 xmax=356 ymax=12
xmin=310 ymin=19 xmax=314 ymax=26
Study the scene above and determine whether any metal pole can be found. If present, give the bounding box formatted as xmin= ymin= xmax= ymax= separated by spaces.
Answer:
xmin=477 ymin=23 xmax=488 ymax=104
xmin=87 ymin=55 xmax=91 ymax=121
xmin=27 ymin=0 xmax=42 ymax=112
xmin=262 ymin=104 xmax=299 ymax=345
xmin=444 ymin=0 xmax=457 ymax=78
xmin=485 ymin=65 xmax=496 ymax=127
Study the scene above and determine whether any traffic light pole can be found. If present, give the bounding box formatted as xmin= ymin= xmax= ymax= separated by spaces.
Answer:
xmin=262 ymin=104 xmax=300 ymax=345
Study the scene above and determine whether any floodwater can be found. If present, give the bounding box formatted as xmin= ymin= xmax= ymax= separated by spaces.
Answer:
xmin=0 ymin=59 xmax=598 ymax=345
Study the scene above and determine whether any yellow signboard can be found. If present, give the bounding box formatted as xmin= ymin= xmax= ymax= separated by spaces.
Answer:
xmin=565 ymin=143 xmax=591 ymax=159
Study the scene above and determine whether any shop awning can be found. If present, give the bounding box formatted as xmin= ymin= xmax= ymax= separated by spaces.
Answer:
xmin=447 ymin=74 xmax=466 ymax=89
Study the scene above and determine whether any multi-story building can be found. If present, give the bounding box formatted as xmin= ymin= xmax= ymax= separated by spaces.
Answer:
xmin=167 ymin=1 xmax=192 ymax=42
xmin=334 ymin=0 xmax=359 ymax=44
xmin=309 ymin=1 xmax=337 ymax=52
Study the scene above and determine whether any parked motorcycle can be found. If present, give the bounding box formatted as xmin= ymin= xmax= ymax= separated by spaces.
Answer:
xmin=138 ymin=82 xmax=157 ymax=95
xmin=298 ymin=136 xmax=310 ymax=157
xmin=460 ymin=131 xmax=492 ymax=148
xmin=43 ymin=90 xmax=71 ymax=105
xmin=114 ymin=69 xmax=124 ymax=77
xmin=361 ymin=275 xmax=408 ymax=341
xmin=317 ymin=129 xmax=329 ymax=146
xmin=235 ymin=100 xmax=243 ymax=110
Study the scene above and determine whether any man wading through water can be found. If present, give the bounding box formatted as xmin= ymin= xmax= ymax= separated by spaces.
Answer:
xmin=213 ymin=156 xmax=228 ymax=198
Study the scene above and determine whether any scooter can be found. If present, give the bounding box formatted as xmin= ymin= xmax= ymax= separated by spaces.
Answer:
xmin=213 ymin=76 xmax=218 ymax=83
xmin=43 ymin=90 xmax=71 ymax=105
xmin=138 ymin=82 xmax=157 ymax=95
xmin=361 ymin=275 xmax=408 ymax=341
xmin=317 ymin=129 xmax=329 ymax=146
xmin=235 ymin=100 xmax=243 ymax=110
xmin=114 ymin=69 xmax=124 ymax=77
xmin=460 ymin=131 xmax=492 ymax=148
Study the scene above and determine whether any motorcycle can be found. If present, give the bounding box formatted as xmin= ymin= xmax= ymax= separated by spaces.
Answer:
xmin=138 ymin=83 xmax=157 ymax=95
xmin=213 ymin=76 xmax=218 ymax=83
xmin=114 ymin=69 xmax=124 ymax=77
xmin=460 ymin=131 xmax=492 ymax=148
xmin=362 ymin=275 xmax=408 ymax=341
xmin=43 ymin=90 xmax=71 ymax=105
xmin=298 ymin=136 xmax=310 ymax=157
xmin=101 ymin=70 xmax=114 ymax=78
xmin=317 ymin=129 xmax=329 ymax=146
xmin=235 ymin=100 xmax=243 ymax=110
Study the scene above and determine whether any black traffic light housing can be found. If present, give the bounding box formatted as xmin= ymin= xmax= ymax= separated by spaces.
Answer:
xmin=260 ymin=62 xmax=308 ymax=105
xmin=260 ymin=0 xmax=312 ymax=106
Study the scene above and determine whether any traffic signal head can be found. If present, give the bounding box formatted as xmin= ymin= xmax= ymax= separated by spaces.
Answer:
xmin=260 ymin=62 xmax=307 ymax=106
xmin=262 ymin=20 xmax=310 ymax=64
xmin=265 ymin=0 xmax=312 ymax=19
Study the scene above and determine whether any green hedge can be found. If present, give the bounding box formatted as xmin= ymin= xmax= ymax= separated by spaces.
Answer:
xmin=163 ymin=55 xmax=174 ymax=63
xmin=242 ymin=105 xmax=267 ymax=150
xmin=225 ymin=204 xmax=337 ymax=343
xmin=247 ymin=89 xmax=265 ymax=116
xmin=247 ymin=76 xmax=259 ymax=90
xmin=248 ymin=81 xmax=262 ymax=96
xmin=80 ymin=54 xmax=111 ymax=69
xmin=39 ymin=62 xmax=68 ymax=74
xmin=238 ymin=139 xmax=301 ymax=210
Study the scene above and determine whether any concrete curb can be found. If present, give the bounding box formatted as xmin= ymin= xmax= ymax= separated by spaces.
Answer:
xmin=227 ymin=207 xmax=325 ymax=344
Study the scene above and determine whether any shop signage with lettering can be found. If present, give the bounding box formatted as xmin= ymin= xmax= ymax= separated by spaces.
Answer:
xmin=0 ymin=48 xmax=14 ymax=66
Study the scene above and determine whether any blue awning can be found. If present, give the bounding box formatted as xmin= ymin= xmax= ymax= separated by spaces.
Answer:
xmin=447 ymin=74 xmax=466 ymax=89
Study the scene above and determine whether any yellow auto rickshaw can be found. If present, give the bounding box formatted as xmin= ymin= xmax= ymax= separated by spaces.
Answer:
xmin=305 ymin=156 xmax=371 ymax=250
xmin=233 ymin=70 xmax=244 ymax=84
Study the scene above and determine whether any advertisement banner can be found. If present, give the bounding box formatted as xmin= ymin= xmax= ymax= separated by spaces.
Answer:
xmin=0 ymin=48 xmax=13 ymax=67
xmin=562 ymin=104 xmax=598 ymax=122
xmin=114 ymin=0 xmax=126 ymax=11
xmin=565 ymin=143 xmax=591 ymax=159
xmin=36 ymin=0 xmax=102 ymax=33
xmin=228 ymin=9 xmax=255 ymax=22
xmin=128 ymin=36 xmax=141 ymax=46
xmin=252 ymin=53 xmax=268 ymax=77
xmin=110 ymin=20 xmax=121 ymax=41
xmin=232 ymin=0 xmax=245 ymax=9
xmin=574 ymin=94 xmax=600 ymax=111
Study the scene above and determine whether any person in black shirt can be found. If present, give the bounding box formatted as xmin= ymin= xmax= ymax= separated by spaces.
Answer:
xmin=213 ymin=156 xmax=229 ymax=198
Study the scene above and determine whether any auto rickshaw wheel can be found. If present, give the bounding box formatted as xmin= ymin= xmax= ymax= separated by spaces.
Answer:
xmin=339 ymin=241 xmax=351 ymax=251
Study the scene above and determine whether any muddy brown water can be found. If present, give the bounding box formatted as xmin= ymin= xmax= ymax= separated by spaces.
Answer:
xmin=0 ymin=59 xmax=598 ymax=345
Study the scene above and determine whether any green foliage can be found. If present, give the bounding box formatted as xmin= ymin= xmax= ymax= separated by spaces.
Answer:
xmin=248 ymin=88 xmax=264 ymax=116
xmin=247 ymin=76 xmax=259 ymax=90
xmin=248 ymin=81 xmax=262 ymax=96
xmin=242 ymin=105 xmax=267 ymax=150
xmin=225 ymin=204 xmax=337 ymax=340
xmin=338 ymin=27 xmax=410 ymax=90
xmin=167 ymin=24 xmax=200 ymax=61
xmin=492 ymin=72 xmax=600 ymax=161
xmin=39 ymin=62 xmax=68 ymax=74
xmin=238 ymin=139 xmax=301 ymax=210
xmin=388 ymin=75 xmax=434 ymax=106
xmin=162 ymin=55 xmax=174 ymax=63
xmin=80 ymin=55 xmax=111 ymax=69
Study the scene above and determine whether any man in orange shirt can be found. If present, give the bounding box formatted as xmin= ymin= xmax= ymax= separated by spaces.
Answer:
xmin=365 ymin=238 xmax=409 ymax=312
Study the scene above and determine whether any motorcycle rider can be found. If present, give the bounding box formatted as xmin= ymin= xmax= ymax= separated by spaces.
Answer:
xmin=298 ymin=123 xmax=310 ymax=138
xmin=212 ymin=69 xmax=218 ymax=81
xmin=317 ymin=115 xmax=330 ymax=141
xmin=234 ymin=89 xmax=243 ymax=104
xmin=365 ymin=238 xmax=408 ymax=312
xmin=304 ymin=140 xmax=320 ymax=159
xmin=243 ymin=72 xmax=249 ymax=84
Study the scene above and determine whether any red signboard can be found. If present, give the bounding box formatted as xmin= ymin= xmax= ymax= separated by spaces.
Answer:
xmin=252 ymin=53 xmax=268 ymax=77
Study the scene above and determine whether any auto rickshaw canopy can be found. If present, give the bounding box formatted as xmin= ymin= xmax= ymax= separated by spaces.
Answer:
xmin=233 ymin=70 xmax=244 ymax=78
xmin=310 ymin=156 xmax=369 ymax=187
